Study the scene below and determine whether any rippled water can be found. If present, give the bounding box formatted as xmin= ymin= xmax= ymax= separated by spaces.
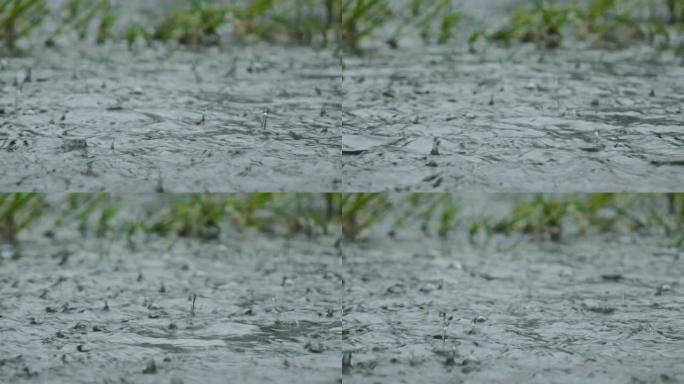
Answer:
xmin=0 ymin=0 xmax=341 ymax=192
xmin=0 ymin=235 xmax=341 ymax=383
xmin=342 ymin=235 xmax=684 ymax=383
xmin=341 ymin=1 xmax=684 ymax=191
xmin=2 ymin=0 xmax=681 ymax=192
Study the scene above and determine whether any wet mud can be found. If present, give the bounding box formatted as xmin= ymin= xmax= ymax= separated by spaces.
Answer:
xmin=341 ymin=1 xmax=684 ymax=192
xmin=342 ymin=235 xmax=684 ymax=383
xmin=0 ymin=235 xmax=341 ymax=383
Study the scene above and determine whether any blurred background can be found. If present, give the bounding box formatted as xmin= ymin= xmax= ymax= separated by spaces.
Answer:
xmin=1 ymin=193 xmax=682 ymax=246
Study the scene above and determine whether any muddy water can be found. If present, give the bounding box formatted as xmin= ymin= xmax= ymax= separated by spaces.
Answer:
xmin=342 ymin=235 xmax=684 ymax=383
xmin=342 ymin=1 xmax=684 ymax=192
xmin=0 ymin=0 xmax=341 ymax=192
xmin=0 ymin=235 xmax=341 ymax=383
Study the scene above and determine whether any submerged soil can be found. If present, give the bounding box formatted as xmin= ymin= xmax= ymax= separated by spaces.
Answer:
xmin=341 ymin=0 xmax=684 ymax=192
xmin=0 ymin=44 xmax=341 ymax=192
xmin=342 ymin=235 xmax=684 ymax=383
xmin=0 ymin=234 xmax=341 ymax=383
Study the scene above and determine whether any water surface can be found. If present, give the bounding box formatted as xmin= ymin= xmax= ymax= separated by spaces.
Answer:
xmin=341 ymin=0 xmax=684 ymax=191
xmin=0 ymin=0 xmax=341 ymax=192
xmin=342 ymin=235 xmax=684 ymax=383
xmin=0 ymin=234 xmax=341 ymax=383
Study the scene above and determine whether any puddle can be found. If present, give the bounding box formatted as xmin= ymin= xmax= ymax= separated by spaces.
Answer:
xmin=341 ymin=0 xmax=684 ymax=191
xmin=0 ymin=233 xmax=341 ymax=383
xmin=0 ymin=1 xmax=341 ymax=192
xmin=342 ymin=234 xmax=684 ymax=383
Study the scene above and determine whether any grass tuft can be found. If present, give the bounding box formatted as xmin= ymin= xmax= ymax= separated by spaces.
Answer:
xmin=479 ymin=0 xmax=684 ymax=51
xmin=0 ymin=0 xmax=48 ymax=51
xmin=1 ymin=194 xmax=681 ymax=247
xmin=0 ymin=193 xmax=49 ymax=243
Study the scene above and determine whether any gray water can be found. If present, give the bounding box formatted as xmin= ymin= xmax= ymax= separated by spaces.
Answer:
xmin=342 ymin=235 xmax=684 ymax=383
xmin=0 ymin=44 xmax=341 ymax=192
xmin=341 ymin=0 xmax=684 ymax=191
xmin=1 ymin=195 xmax=682 ymax=383
xmin=0 ymin=234 xmax=341 ymax=383
xmin=3 ymin=1 xmax=682 ymax=192
xmin=0 ymin=0 xmax=341 ymax=192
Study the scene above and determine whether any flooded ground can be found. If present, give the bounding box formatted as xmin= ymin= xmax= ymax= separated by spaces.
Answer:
xmin=3 ymin=0 xmax=682 ymax=192
xmin=342 ymin=0 xmax=684 ymax=192
xmin=342 ymin=234 xmax=684 ymax=383
xmin=0 ymin=234 xmax=341 ymax=383
xmin=0 ymin=1 xmax=341 ymax=192
xmin=1 ymin=193 xmax=682 ymax=382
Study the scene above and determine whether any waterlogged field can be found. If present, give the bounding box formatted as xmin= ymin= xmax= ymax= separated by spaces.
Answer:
xmin=342 ymin=0 xmax=684 ymax=191
xmin=340 ymin=193 xmax=684 ymax=383
xmin=0 ymin=45 xmax=341 ymax=192
xmin=2 ymin=0 xmax=681 ymax=192
xmin=0 ymin=234 xmax=341 ymax=384
xmin=1 ymin=193 xmax=683 ymax=382
xmin=342 ymin=235 xmax=684 ymax=384
xmin=0 ymin=0 xmax=341 ymax=192
xmin=0 ymin=194 xmax=343 ymax=383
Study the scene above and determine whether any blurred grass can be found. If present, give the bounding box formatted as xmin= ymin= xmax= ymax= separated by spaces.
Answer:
xmin=475 ymin=0 xmax=684 ymax=51
xmin=2 ymin=0 xmax=682 ymax=54
xmin=0 ymin=194 xmax=682 ymax=247
xmin=340 ymin=0 xmax=460 ymax=51
xmin=468 ymin=193 xmax=684 ymax=243
xmin=52 ymin=0 xmax=118 ymax=44
xmin=0 ymin=0 xmax=459 ymax=53
xmin=0 ymin=193 xmax=49 ymax=244
xmin=0 ymin=0 xmax=48 ymax=50
xmin=129 ymin=0 xmax=460 ymax=50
